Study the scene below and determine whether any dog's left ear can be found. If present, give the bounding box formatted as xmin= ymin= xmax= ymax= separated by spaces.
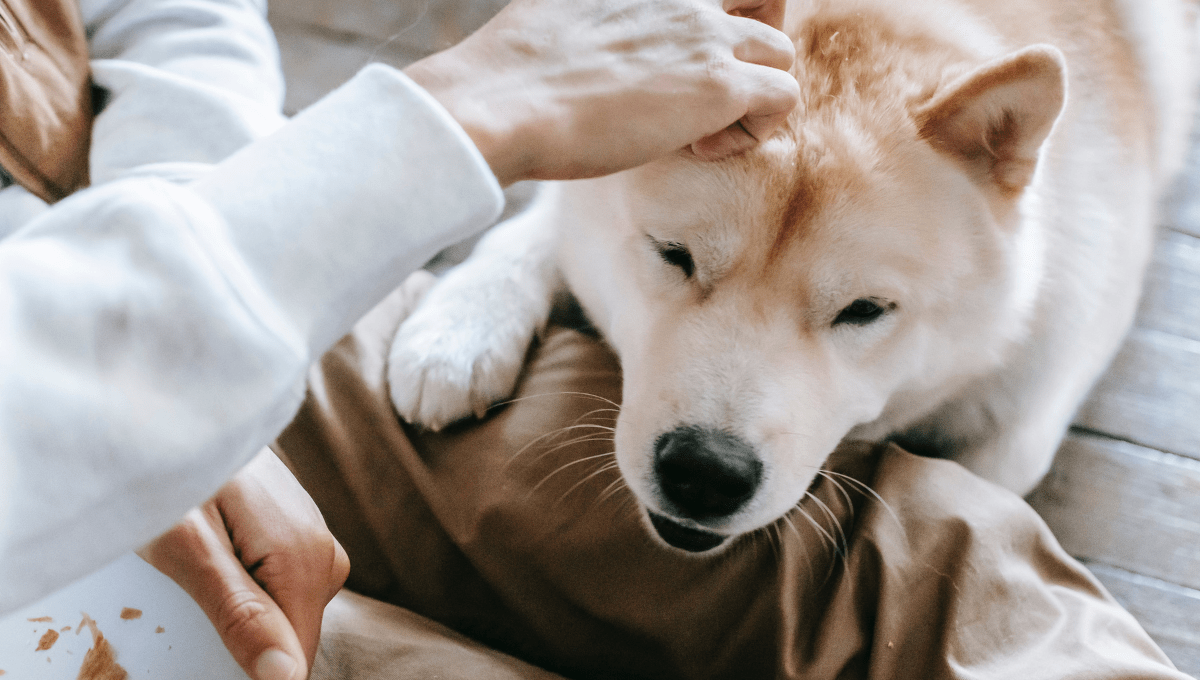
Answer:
xmin=915 ymin=45 xmax=1066 ymax=196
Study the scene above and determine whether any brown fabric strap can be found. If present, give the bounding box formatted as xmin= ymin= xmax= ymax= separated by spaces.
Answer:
xmin=0 ymin=0 xmax=91 ymax=203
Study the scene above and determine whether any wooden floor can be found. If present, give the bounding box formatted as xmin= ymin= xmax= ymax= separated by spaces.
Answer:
xmin=268 ymin=1 xmax=1200 ymax=674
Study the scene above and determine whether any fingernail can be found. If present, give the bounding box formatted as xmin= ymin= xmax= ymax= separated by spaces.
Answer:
xmin=254 ymin=649 xmax=298 ymax=680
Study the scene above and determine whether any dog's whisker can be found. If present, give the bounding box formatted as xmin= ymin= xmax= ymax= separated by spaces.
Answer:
xmin=595 ymin=474 xmax=627 ymax=503
xmin=759 ymin=522 xmax=783 ymax=564
xmin=531 ymin=432 xmax=617 ymax=462
xmin=816 ymin=468 xmax=902 ymax=530
xmin=550 ymin=423 xmax=617 ymax=437
xmin=560 ymin=391 xmax=622 ymax=409
xmin=608 ymin=493 xmax=640 ymax=525
xmin=507 ymin=424 xmax=616 ymax=467
xmin=508 ymin=423 xmax=596 ymax=465
xmin=489 ymin=390 xmax=622 ymax=412
xmin=788 ymin=506 xmax=842 ymax=560
xmin=572 ymin=406 xmax=621 ymax=422
xmin=543 ymin=422 xmax=617 ymax=437
xmin=561 ymin=407 xmax=619 ymax=433
xmin=556 ymin=458 xmax=621 ymax=505
xmin=529 ymin=450 xmax=621 ymax=495
xmin=780 ymin=512 xmax=805 ymax=542
xmin=579 ymin=466 xmax=633 ymax=518
xmin=570 ymin=416 xmax=618 ymax=430
xmin=818 ymin=472 xmax=857 ymax=518
xmin=592 ymin=475 xmax=632 ymax=512
xmin=805 ymin=491 xmax=848 ymax=558
xmin=793 ymin=504 xmax=847 ymax=587
xmin=758 ymin=525 xmax=773 ymax=561
xmin=538 ymin=427 xmax=617 ymax=450
xmin=784 ymin=509 xmax=832 ymax=582
xmin=806 ymin=492 xmax=857 ymax=585
xmin=773 ymin=519 xmax=820 ymax=591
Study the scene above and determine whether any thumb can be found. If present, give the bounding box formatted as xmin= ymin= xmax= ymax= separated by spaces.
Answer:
xmin=138 ymin=508 xmax=308 ymax=680
xmin=690 ymin=120 xmax=759 ymax=160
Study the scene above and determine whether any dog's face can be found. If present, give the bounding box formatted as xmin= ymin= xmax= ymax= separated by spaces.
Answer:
xmin=559 ymin=36 xmax=1065 ymax=552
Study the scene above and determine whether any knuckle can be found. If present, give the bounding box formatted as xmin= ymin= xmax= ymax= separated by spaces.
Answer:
xmin=142 ymin=510 xmax=215 ymax=569
xmin=330 ymin=541 xmax=351 ymax=591
xmin=704 ymin=52 xmax=734 ymax=82
xmin=773 ymin=29 xmax=797 ymax=57
xmin=676 ymin=6 xmax=706 ymax=33
xmin=216 ymin=589 xmax=272 ymax=642
xmin=253 ymin=527 xmax=347 ymax=595
xmin=314 ymin=531 xmax=351 ymax=593
xmin=754 ymin=21 xmax=794 ymax=53
xmin=160 ymin=517 xmax=206 ymax=553
xmin=770 ymin=72 xmax=802 ymax=104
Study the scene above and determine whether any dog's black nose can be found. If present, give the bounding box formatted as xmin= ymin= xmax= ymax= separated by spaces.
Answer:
xmin=653 ymin=426 xmax=762 ymax=521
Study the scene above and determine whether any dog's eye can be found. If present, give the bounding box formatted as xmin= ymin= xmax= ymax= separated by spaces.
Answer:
xmin=656 ymin=242 xmax=695 ymax=278
xmin=833 ymin=298 xmax=892 ymax=326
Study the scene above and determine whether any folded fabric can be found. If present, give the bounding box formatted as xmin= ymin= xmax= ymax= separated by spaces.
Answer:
xmin=275 ymin=283 xmax=1190 ymax=680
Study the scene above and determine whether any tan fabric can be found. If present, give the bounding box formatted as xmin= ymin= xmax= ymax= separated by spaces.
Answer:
xmin=0 ymin=0 xmax=91 ymax=202
xmin=315 ymin=590 xmax=569 ymax=680
xmin=276 ymin=285 xmax=1190 ymax=680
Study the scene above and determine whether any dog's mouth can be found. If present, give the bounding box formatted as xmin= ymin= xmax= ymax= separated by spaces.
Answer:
xmin=648 ymin=512 xmax=726 ymax=553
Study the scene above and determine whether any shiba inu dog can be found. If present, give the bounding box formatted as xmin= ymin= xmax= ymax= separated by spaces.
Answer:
xmin=388 ymin=0 xmax=1198 ymax=553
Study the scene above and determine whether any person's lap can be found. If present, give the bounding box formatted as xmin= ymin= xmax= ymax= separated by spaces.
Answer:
xmin=275 ymin=278 xmax=1187 ymax=680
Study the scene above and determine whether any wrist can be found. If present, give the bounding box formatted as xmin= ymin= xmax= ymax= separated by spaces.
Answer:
xmin=404 ymin=49 xmax=532 ymax=187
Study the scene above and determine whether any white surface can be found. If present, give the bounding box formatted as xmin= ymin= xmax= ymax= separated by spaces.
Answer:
xmin=0 ymin=552 xmax=246 ymax=679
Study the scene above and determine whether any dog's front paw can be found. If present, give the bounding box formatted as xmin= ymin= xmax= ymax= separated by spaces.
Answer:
xmin=387 ymin=319 xmax=528 ymax=431
xmin=386 ymin=277 xmax=545 ymax=431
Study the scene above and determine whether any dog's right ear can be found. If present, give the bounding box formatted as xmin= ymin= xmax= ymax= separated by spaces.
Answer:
xmin=915 ymin=45 xmax=1066 ymax=197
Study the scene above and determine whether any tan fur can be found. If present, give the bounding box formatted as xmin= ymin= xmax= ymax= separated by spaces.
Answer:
xmin=390 ymin=0 xmax=1199 ymax=548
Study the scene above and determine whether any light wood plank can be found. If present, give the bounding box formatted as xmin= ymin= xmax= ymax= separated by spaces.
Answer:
xmin=1161 ymin=182 xmax=1200 ymax=240
xmin=1028 ymin=433 xmax=1200 ymax=591
xmin=1073 ymin=327 xmax=1200 ymax=460
xmin=1136 ymin=228 xmax=1200 ymax=342
xmin=1086 ymin=561 xmax=1200 ymax=679
xmin=1160 ymin=108 xmax=1200 ymax=239
xmin=1072 ymin=228 xmax=1200 ymax=458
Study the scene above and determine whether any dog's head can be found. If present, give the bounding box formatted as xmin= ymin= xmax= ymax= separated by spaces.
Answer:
xmin=559 ymin=17 xmax=1066 ymax=552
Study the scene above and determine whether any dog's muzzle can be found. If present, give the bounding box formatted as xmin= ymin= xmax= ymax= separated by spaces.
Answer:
xmin=648 ymin=425 xmax=762 ymax=551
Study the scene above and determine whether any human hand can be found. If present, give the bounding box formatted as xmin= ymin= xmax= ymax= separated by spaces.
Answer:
xmin=138 ymin=448 xmax=350 ymax=680
xmin=406 ymin=0 xmax=799 ymax=185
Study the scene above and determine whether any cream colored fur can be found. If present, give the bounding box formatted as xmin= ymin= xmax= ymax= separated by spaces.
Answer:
xmin=388 ymin=0 xmax=1198 ymax=545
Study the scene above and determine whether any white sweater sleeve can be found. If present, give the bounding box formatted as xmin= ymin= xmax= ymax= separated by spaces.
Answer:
xmin=80 ymin=0 xmax=288 ymax=183
xmin=0 ymin=64 xmax=504 ymax=613
xmin=0 ymin=0 xmax=288 ymax=238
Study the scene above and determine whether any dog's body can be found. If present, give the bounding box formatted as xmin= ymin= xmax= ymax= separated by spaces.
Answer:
xmin=389 ymin=0 xmax=1198 ymax=552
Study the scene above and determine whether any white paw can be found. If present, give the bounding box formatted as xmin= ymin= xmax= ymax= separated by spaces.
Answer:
xmin=386 ymin=266 xmax=550 ymax=431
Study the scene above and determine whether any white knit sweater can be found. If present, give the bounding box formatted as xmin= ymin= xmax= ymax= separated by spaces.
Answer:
xmin=0 ymin=0 xmax=503 ymax=612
